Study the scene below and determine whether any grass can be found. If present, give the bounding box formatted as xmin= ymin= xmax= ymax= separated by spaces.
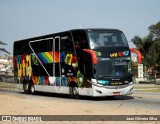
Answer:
xmin=134 ymin=84 xmax=160 ymax=93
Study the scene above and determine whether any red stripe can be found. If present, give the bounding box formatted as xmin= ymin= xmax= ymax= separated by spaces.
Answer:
xmin=54 ymin=52 xmax=60 ymax=62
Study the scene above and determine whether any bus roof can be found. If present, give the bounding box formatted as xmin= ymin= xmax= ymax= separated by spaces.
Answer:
xmin=14 ymin=28 xmax=122 ymax=43
xmin=70 ymin=28 xmax=121 ymax=32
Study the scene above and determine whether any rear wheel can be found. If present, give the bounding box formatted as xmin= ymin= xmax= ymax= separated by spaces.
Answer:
xmin=23 ymin=83 xmax=30 ymax=94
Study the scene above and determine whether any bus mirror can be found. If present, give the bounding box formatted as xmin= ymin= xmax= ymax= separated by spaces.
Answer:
xmin=83 ymin=49 xmax=98 ymax=64
xmin=130 ymin=48 xmax=142 ymax=63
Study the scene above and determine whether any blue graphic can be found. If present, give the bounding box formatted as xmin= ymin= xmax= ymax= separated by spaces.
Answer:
xmin=17 ymin=55 xmax=21 ymax=64
xmin=56 ymin=77 xmax=61 ymax=86
xmin=60 ymin=52 xmax=66 ymax=63
xmin=116 ymin=72 xmax=120 ymax=77
xmin=40 ymin=76 xmax=44 ymax=85
xmin=124 ymin=51 xmax=129 ymax=56
xmin=61 ymin=77 xmax=68 ymax=86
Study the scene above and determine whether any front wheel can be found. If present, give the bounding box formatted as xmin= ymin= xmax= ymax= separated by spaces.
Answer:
xmin=30 ymin=84 xmax=36 ymax=95
xmin=70 ymin=86 xmax=79 ymax=99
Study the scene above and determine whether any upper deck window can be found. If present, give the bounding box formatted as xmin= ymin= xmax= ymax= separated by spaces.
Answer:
xmin=88 ymin=31 xmax=128 ymax=49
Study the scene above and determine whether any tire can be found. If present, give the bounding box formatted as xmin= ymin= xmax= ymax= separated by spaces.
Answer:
xmin=30 ymin=84 xmax=36 ymax=95
xmin=70 ymin=86 xmax=79 ymax=99
xmin=23 ymin=83 xmax=30 ymax=94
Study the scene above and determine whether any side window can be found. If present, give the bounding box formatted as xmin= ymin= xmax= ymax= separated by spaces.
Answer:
xmin=29 ymin=38 xmax=54 ymax=77
xmin=29 ymin=38 xmax=53 ymax=53
xmin=14 ymin=41 xmax=32 ymax=55
xmin=72 ymin=31 xmax=88 ymax=49
xmin=60 ymin=33 xmax=74 ymax=51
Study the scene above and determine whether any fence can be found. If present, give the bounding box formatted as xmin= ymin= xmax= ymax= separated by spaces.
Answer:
xmin=0 ymin=75 xmax=14 ymax=83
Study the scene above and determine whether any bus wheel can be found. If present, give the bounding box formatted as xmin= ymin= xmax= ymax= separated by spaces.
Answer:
xmin=23 ymin=83 xmax=30 ymax=94
xmin=71 ymin=87 xmax=79 ymax=99
xmin=30 ymin=84 xmax=36 ymax=95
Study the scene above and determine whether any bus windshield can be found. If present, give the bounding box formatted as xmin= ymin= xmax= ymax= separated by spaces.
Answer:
xmin=96 ymin=57 xmax=132 ymax=79
xmin=88 ymin=31 xmax=128 ymax=49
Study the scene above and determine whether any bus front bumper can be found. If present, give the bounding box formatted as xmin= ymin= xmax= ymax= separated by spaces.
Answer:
xmin=92 ymin=84 xmax=134 ymax=97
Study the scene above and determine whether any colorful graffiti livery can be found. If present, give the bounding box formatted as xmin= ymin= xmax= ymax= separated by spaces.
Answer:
xmin=13 ymin=51 xmax=84 ymax=88
xmin=37 ymin=52 xmax=53 ymax=63
xmin=14 ymin=55 xmax=32 ymax=78
xmin=110 ymin=51 xmax=129 ymax=58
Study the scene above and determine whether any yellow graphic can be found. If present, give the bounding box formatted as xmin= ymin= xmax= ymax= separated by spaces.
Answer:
xmin=17 ymin=55 xmax=32 ymax=78
xmin=18 ymin=64 xmax=22 ymax=77
xmin=65 ymin=54 xmax=73 ymax=65
xmin=110 ymin=52 xmax=118 ymax=57
xmin=32 ymin=76 xmax=40 ymax=85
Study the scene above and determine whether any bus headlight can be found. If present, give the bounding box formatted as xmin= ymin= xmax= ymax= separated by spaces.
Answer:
xmin=97 ymin=80 xmax=109 ymax=85
xmin=128 ymin=82 xmax=133 ymax=86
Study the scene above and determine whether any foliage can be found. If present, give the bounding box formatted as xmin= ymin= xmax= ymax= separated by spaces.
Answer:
xmin=148 ymin=21 xmax=160 ymax=66
xmin=132 ymin=61 xmax=138 ymax=77
xmin=131 ymin=21 xmax=160 ymax=72
xmin=0 ymin=41 xmax=10 ymax=54
xmin=149 ymin=21 xmax=160 ymax=40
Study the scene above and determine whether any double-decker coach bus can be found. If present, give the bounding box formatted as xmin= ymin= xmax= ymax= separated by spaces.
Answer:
xmin=13 ymin=29 xmax=134 ymax=97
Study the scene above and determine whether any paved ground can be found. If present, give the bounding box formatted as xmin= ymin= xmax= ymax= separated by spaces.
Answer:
xmin=0 ymin=82 xmax=160 ymax=124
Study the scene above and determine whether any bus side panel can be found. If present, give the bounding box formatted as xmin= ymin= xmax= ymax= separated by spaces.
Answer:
xmin=34 ymin=85 xmax=70 ymax=94
xmin=78 ymin=88 xmax=93 ymax=96
xmin=13 ymin=34 xmax=94 ymax=95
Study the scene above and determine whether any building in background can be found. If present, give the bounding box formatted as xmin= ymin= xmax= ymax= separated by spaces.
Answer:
xmin=0 ymin=55 xmax=13 ymax=82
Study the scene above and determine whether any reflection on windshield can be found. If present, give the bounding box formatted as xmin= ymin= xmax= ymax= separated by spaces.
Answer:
xmin=96 ymin=57 xmax=132 ymax=78
xmin=88 ymin=32 xmax=128 ymax=49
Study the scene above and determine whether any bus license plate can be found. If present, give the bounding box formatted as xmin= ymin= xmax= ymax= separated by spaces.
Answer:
xmin=113 ymin=92 xmax=120 ymax=95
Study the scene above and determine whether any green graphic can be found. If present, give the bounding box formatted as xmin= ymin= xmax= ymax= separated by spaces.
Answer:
xmin=95 ymin=51 xmax=102 ymax=56
xmin=76 ymin=70 xmax=84 ymax=87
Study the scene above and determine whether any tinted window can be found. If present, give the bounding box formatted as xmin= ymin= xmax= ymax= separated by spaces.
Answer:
xmin=88 ymin=31 xmax=128 ymax=49
xmin=14 ymin=41 xmax=31 ymax=55
xmin=72 ymin=31 xmax=89 ymax=49
xmin=60 ymin=32 xmax=74 ymax=51
xmin=29 ymin=38 xmax=53 ymax=53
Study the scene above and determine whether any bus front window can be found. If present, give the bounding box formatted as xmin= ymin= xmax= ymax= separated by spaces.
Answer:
xmin=88 ymin=32 xmax=128 ymax=49
xmin=96 ymin=57 xmax=132 ymax=79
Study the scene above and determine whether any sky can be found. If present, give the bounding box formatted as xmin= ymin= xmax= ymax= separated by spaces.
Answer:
xmin=0 ymin=0 xmax=160 ymax=55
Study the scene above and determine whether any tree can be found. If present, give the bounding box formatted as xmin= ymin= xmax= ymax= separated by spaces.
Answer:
xmin=149 ymin=21 xmax=160 ymax=40
xmin=0 ymin=41 xmax=10 ymax=54
xmin=132 ymin=21 xmax=160 ymax=78
xmin=131 ymin=34 xmax=154 ymax=66
xmin=148 ymin=21 xmax=160 ymax=66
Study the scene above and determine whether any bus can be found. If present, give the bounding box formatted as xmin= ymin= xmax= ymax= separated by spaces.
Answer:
xmin=13 ymin=29 xmax=134 ymax=97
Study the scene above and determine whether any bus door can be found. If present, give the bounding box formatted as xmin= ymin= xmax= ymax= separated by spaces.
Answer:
xmin=53 ymin=36 xmax=61 ymax=92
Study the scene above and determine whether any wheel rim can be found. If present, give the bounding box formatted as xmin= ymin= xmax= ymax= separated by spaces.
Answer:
xmin=73 ymin=87 xmax=78 ymax=95
xmin=31 ymin=85 xmax=35 ymax=93
xmin=25 ymin=84 xmax=29 ymax=91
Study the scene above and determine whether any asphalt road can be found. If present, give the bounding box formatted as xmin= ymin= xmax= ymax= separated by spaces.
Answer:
xmin=0 ymin=88 xmax=160 ymax=112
